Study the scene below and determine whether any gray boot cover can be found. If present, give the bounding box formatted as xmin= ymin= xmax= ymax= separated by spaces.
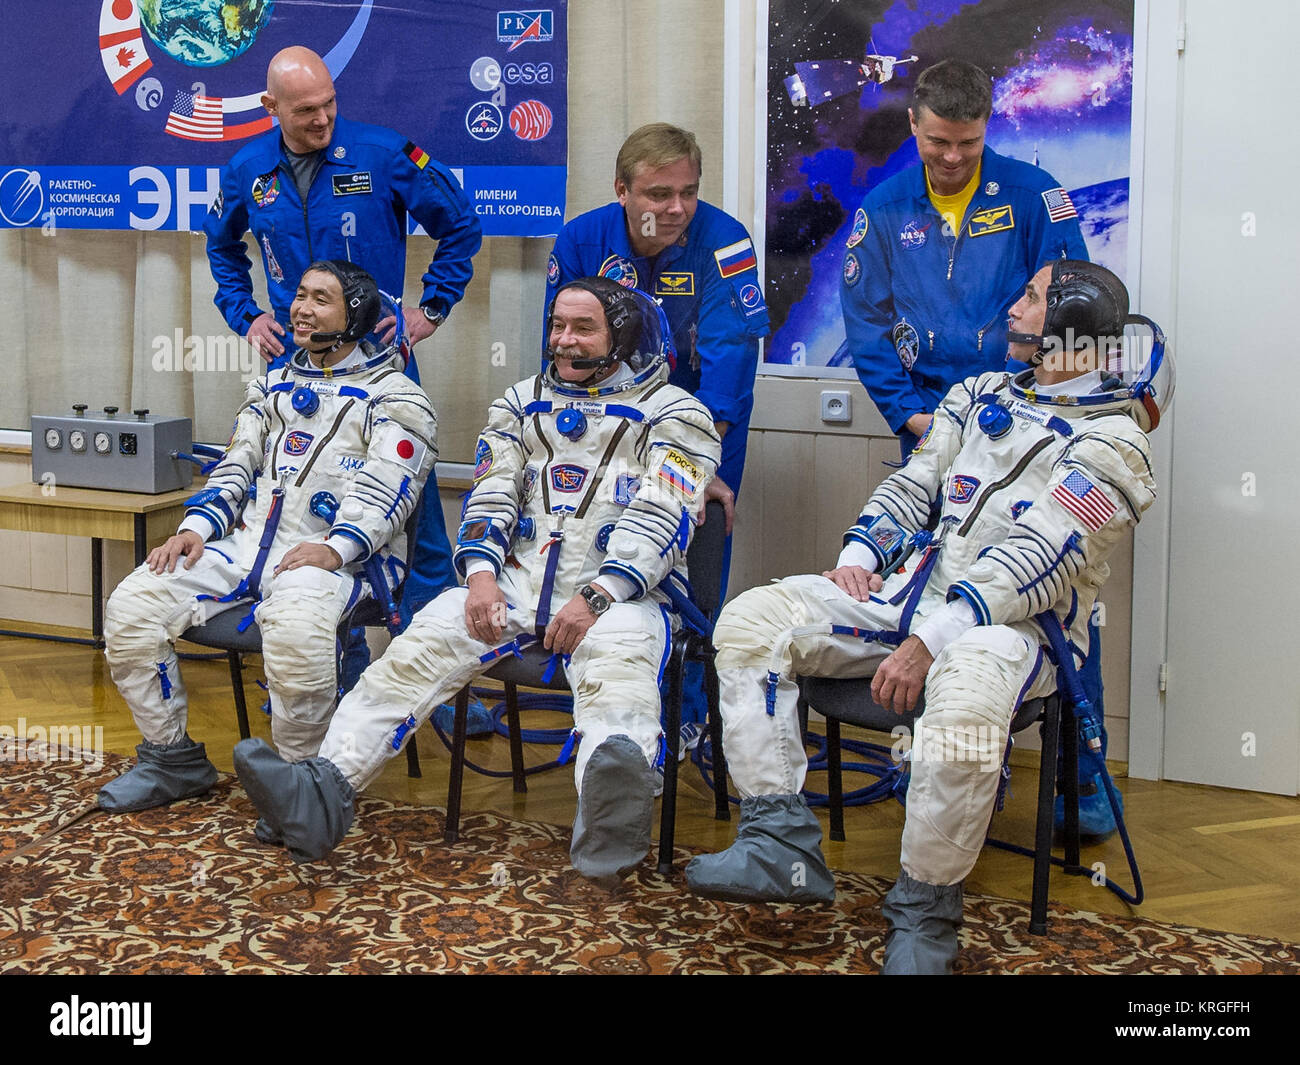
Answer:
xmin=880 ymin=869 xmax=965 ymax=975
xmin=253 ymin=817 xmax=283 ymax=846
xmin=685 ymin=793 xmax=836 ymax=903
xmin=570 ymin=735 xmax=653 ymax=887
xmin=233 ymin=739 xmax=355 ymax=863
xmin=97 ymin=735 xmax=219 ymax=812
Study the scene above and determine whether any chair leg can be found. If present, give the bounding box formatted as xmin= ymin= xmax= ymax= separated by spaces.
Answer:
xmin=826 ymin=716 xmax=845 ymax=843
xmin=704 ymin=649 xmax=729 ymax=822
xmin=405 ymin=734 xmax=421 ymax=778
xmin=1030 ymin=696 xmax=1062 ymax=936
xmin=506 ymin=683 xmax=527 ymax=794
xmin=444 ymin=685 xmax=470 ymax=844
xmin=657 ymin=639 xmax=687 ymax=875
xmin=228 ymin=651 xmax=251 ymax=740
xmin=1061 ymin=697 xmax=1081 ymax=869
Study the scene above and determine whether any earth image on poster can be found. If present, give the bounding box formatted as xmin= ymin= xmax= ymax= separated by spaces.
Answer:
xmin=140 ymin=0 xmax=275 ymax=67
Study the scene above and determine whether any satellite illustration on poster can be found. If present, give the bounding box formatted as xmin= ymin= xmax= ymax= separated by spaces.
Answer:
xmin=764 ymin=0 xmax=1134 ymax=369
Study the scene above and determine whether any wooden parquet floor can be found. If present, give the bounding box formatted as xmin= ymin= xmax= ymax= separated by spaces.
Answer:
xmin=3 ymin=631 xmax=1298 ymax=944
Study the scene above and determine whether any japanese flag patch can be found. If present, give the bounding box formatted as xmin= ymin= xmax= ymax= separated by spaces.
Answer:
xmin=379 ymin=431 xmax=428 ymax=474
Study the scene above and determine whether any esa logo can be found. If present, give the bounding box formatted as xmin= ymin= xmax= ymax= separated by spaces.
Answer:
xmin=503 ymin=61 xmax=553 ymax=84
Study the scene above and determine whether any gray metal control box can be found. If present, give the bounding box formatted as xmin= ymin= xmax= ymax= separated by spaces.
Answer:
xmin=31 ymin=407 xmax=194 ymax=494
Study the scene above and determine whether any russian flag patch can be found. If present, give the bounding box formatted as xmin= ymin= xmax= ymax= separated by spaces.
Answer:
xmin=714 ymin=238 xmax=757 ymax=279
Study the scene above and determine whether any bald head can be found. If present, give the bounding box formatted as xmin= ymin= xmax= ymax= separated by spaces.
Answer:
xmin=262 ymin=47 xmax=337 ymax=154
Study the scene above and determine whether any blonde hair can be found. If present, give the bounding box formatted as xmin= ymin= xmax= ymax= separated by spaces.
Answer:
xmin=615 ymin=123 xmax=702 ymax=187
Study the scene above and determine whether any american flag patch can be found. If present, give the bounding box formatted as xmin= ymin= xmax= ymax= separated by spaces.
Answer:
xmin=1051 ymin=471 xmax=1116 ymax=531
xmin=1041 ymin=187 xmax=1078 ymax=222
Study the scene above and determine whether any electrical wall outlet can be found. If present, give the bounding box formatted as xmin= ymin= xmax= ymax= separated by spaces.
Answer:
xmin=820 ymin=389 xmax=852 ymax=424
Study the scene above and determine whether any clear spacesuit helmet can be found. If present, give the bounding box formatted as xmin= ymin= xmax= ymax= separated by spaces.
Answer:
xmin=545 ymin=277 xmax=674 ymax=385
xmin=1008 ymin=259 xmax=1175 ymax=432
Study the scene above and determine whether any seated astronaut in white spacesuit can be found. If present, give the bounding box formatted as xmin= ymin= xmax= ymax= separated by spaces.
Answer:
xmin=98 ymin=261 xmax=436 ymax=818
xmin=685 ymin=260 xmax=1173 ymax=974
xmin=232 ymin=278 xmax=723 ymax=884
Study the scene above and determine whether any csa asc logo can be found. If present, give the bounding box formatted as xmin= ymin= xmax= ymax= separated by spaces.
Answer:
xmin=497 ymin=10 xmax=554 ymax=51
xmin=466 ymin=102 xmax=504 ymax=142
xmin=509 ymin=99 xmax=553 ymax=141
xmin=598 ymin=255 xmax=638 ymax=289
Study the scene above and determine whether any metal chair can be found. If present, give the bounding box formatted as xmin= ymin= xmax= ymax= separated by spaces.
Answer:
xmin=799 ymin=676 xmax=1079 ymax=935
xmin=444 ymin=500 xmax=732 ymax=874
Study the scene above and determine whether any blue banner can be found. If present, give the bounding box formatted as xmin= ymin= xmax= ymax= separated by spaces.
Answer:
xmin=0 ymin=0 xmax=567 ymax=237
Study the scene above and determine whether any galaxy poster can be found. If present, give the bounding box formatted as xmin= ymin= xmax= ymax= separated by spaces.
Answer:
xmin=0 ymin=1 xmax=567 ymax=236
xmin=764 ymin=0 xmax=1134 ymax=370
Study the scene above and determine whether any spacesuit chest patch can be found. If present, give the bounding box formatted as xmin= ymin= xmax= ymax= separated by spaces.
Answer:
xmin=613 ymin=473 xmax=641 ymax=505
xmin=551 ymin=464 xmax=587 ymax=492
xmin=657 ymin=449 xmax=700 ymax=497
xmin=284 ymin=431 xmax=313 ymax=456
xmin=332 ymin=172 xmax=373 ymax=196
xmin=474 ymin=439 xmax=493 ymax=481
xmin=948 ymin=475 xmax=981 ymax=504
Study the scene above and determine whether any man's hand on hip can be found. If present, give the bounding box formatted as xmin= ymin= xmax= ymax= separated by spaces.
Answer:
xmin=703 ymin=475 xmax=736 ymax=536
xmin=378 ymin=307 xmax=438 ymax=346
xmin=247 ymin=313 xmax=285 ymax=362
xmin=871 ymin=634 xmax=934 ymax=715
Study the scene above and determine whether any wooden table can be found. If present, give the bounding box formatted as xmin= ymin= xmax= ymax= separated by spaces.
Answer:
xmin=0 ymin=481 xmax=195 ymax=647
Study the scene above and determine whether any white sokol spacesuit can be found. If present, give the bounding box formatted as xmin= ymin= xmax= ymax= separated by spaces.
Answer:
xmin=100 ymin=269 xmax=436 ymax=813
xmin=233 ymin=281 xmax=722 ymax=881
xmin=687 ymin=260 xmax=1171 ymax=974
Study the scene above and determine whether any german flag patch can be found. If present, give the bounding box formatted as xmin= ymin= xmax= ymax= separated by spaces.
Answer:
xmin=404 ymin=141 xmax=430 ymax=169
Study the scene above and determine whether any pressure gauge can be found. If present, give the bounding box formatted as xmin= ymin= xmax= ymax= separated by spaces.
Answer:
xmin=44 ymin=427 xmax=62 ymax=450
xmin=94 ymin=431 xmax=112 ymax=455
xmin=69 ymin=429 xmax=86 ymax=452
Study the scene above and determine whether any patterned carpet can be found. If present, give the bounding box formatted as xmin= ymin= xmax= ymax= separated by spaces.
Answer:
xmin=2 ymin=751 xmax=1297 ymax=974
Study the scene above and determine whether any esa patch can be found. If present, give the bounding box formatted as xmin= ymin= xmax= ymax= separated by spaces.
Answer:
xmin=613 ymin=472 xmax=641 ymax=505
xmin=714 ymin=238 xmax=757 ymax=279
xmin=332 ymin=172 xmax=373 ymax=196
xmin=1042 ymin=186 xmax=1078 ymax=222
xmin=284 ymin=431 xmax=313 ymax=456
xmin=598 ymin=254 xmax=638 ymax=288
xmin=380 ymin=432 xmax=428 ymax=474
xmin=251 ymin=170 xmax=280 ymax=208
xmin=847 ymin=207 xmax=868 ymax=248
xmin=656 ymin=449 xmax=700 ymax=497
xmin=843 ymin=251 xmax=862 ymax=287
xmin=968 ymin=204 xmax=1014 ymax=236
xmin=654 ymin=272 xmax=695 ymax=296
xmin=551 ymin=463 xmax=587 ymax=493
xmin=474 ymin=439 xmax=493 ymax=481
xmin=898 ymin=220 xmax=931 ymax=249
xmin=948 ymin=475 xmax=981 ymax=504
xmin=892 ymin=319 xmax=919 ymax=370
xmin=738 ymin=282 xmax=765 ymax=317
xmin=546 ymin=254 xmax=559 ymax=285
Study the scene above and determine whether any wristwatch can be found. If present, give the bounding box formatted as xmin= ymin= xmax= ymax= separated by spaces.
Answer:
xmin=579 ymin=583 xmax=611 ymax=617
xmin=421 ymin=302 xmax=447 ymax=327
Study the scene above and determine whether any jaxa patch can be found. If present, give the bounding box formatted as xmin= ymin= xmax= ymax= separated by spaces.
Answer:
xmin=379 ymin=432 xmax=427 ymax=474
xmin=968 ymin=204 xmax=1014 ymax=237
xmin=655 ymin=272 xmax=695 ymax=296
xmin=332 ymin=172 xmax=373 ymax=196
xmin=284 ymin=431 xmax=313 ymax=456
xmin=892 ymin=320 xmax=919 ymax=370
xmin=656 ymin=449 xmax=700 ymax=497
xmin=847 ymin=207 xmax=868 ymax=248
xmin=473 ymin=439 xmax=493 ymax=481
xmin=251 ymin=170 xmax=280 ymax=208
xmin=738 ymin=282 xmax=765 ymax=317
xmin=948 ymin=475 xmax=981 ymax=504
xmin=898 ymin=220 xmax=931 ymax=249
xmin=843 ymin=251 xmax=862 ymax=287
xmin=211 ymin=189 xmax=224 ymax=218
xmin=546 ymin=254 xmax=559 ymax=285
xmin=598 ymin=254 xmax=638 ymax=288
xmin=551 ymin=463 xmax=587 ymax=493
xmin=613 ymin=472 xmax=641 ymax=505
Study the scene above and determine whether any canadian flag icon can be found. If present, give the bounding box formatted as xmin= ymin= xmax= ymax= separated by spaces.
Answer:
xmin=379 ymin=432 xmax=427 ymax=473
xmin=98 ymin=0 xmax=153 ymax=96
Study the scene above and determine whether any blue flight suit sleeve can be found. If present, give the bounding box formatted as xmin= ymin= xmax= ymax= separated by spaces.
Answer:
xmin=695 ymin=248 xmax=767 ymax=427
xmin=204 ymin=162 xmax=264 ymax=335
xmin=841 ymin=205 xmax=927 ymax=434
xmin=392 ymin=147 xmax=483 ymax=316
xmin=542 ymin=224 xmax=584 ymax=353
xmin=1022 ymin=182 xmax=1090 ymax=271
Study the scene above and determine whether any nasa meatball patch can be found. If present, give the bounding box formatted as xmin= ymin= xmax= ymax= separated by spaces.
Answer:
xmin=380 ymin=431 xmax=428 ymax=474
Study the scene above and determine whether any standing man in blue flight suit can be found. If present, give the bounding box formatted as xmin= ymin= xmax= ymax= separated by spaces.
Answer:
xmin=841 ymin=60 xmax=1113 ymax=838
xmin=204 ymin=46 xmax=482 ymax=687
xmin=547 ymin=123 xmax=768 ymax=730
xmin=841 ymin=59 xmax=1088 ymax=457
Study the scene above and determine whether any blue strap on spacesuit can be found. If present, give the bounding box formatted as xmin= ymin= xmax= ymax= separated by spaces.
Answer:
xmin=557 ymin=728 xmax=580 ymax=765
xmin=156 ymin=662 xmax=172 ymax=701
xmin=194 ymin=486 xmax=286 ymax=632
xmin=477 ymin=633 xmax=539 ymax=665
xmin=657 ymin=571 xmax=711 ymax=637
xmin=362 ymin=553 xmax=402 ymax=635
xmin=533 ymin=528 xmax=566 ymax=637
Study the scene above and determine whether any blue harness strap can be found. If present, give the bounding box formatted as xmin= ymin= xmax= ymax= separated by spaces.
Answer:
xmin=194 ymin=486 xmax=286 ymax=631
xmin=533 ymin=529 xmax=565 ymax=637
